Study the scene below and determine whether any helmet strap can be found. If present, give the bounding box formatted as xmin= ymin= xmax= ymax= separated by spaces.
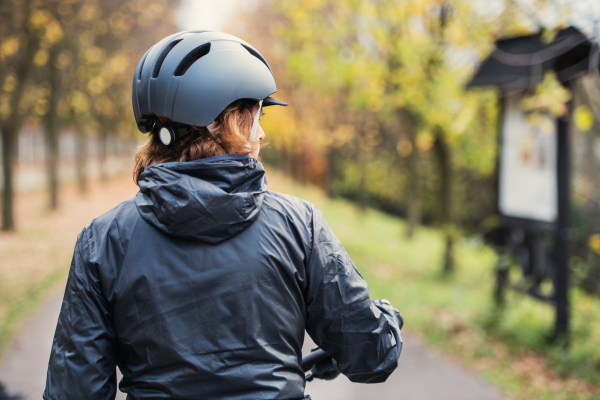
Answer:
xmin=249 ymin=100 xmax=263 ymax=143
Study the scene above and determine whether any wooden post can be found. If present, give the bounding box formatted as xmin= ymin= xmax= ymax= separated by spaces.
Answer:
xmin=554 ymin=95 xmax=571 ymax=340
xmin=494 ymin=94 xmax=507 ymax=305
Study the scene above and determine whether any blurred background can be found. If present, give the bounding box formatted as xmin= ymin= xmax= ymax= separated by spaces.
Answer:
xmin=1 ymin=0 xmax=600 ymax=399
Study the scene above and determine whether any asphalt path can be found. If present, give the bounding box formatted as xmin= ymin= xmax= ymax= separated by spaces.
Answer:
xmin=0 ymin=284 xmax=512 ymax=400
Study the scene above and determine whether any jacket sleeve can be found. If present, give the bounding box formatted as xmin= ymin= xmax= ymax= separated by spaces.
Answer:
xmin=44 ymin=227 xmax=118 ymax=400
xmin=304 ymin=205 xmax=402 ymax=383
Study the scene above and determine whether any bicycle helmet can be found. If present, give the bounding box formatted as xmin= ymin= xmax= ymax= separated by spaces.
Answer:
xmin=132 ymin=30 xmax=288 ymax=139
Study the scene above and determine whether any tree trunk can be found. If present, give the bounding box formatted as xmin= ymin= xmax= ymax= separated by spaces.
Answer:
xmin=405 ymin=114 xmax=422 ymax=239
xmin=298 ymin=147 xmax=307 ymax=184
xmin=325 ymin=147 xmax=338 ymax=197
xmin=76 ymin=127 xmax=88 ymax=195
xmin=1 ymin=127 xmax=16 ymax=230
xmin=0 ymin=0 xmax=40 ymax=230
xmin=99 ymin=127 xmax=108 ymax=182
xmin=357 ymin=172 xmax=368 ymax=211
xmin=356 ymin=145 xmax=369 ymax=211
xmin=434 ymin=133 xmax=455 ymax=273
xmin=45 ymin=50 xmax=61 ymax=210
xmin=443 ymin=231 xmax=455 ymax=273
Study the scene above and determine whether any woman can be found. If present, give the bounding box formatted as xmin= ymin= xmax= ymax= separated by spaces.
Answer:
xmin=44 ymin=31 xmax=402 ymax=400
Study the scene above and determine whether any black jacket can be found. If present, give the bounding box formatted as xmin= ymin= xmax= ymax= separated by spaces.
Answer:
xmin=43 ymin=154 xmax=401 ymax=400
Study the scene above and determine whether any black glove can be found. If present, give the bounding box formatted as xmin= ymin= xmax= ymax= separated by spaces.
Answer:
xmin=326 ymin=300 xmax=404 ymax=379
xmin=304 ymin=348 xmax=341 ymax=381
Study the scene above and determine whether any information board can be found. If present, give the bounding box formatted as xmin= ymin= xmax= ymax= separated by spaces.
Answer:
xmin=499 ymin=92 xmax=558 ymax=223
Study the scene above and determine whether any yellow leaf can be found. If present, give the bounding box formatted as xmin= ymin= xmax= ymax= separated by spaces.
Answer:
xmin=34 ymin=49 xmax=49 ymax=66
xmin=2 ymin=75 xmax=17 ymax=92
xmin=33 ymin=98 xmax=49 ymax=117
xmin=79 ymin=4 xmax=99 ymax=22
xmin=541 ymin=28 xmax=558 ymax=44
xmin=84 ymin=47 xmax=104 ymax=64
xmin=521 ymin=71 xmax=571 ymax=117
xmin=69 ymin=91 xmax=89 ymax=114
xmin=574 ymin=105 xmax=594 ymax=132
xmin=0 ymin=37 xmax=20 ymax=60
xmin=397 ymin=138 xmax=413 ymax=157
xmin=416 ymin=131 xmax=434 ymax=152
xmin=30 ymin=10 xmax=50 ymax=29
xmin=55 ymin=50 xmax=72 ymax=69
xmin=589 ymin=234 xmax=600 ymax=255
xmin=87 ymin=76 xmax=106 ymax=95
xmin=43 ymin=20 xmax=64 ymax=45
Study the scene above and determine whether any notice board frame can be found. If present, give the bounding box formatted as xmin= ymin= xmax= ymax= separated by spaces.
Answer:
xmin=495 ymin=91 xmax=570 ymax=339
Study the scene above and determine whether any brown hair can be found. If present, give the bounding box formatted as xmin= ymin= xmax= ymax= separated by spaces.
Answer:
xmin=133 ymin=101 xmax=261 ymax=185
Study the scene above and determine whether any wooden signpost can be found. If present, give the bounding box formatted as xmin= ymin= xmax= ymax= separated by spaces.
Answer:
xmin=469 ymin=27 xmax=597 ymax=338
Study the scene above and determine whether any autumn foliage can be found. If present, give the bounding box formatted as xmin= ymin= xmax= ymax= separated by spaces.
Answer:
xmin=236 ymin=0 xmax=592 ymax=272
xmin=0 ymin=0 xmax=179 ymax=229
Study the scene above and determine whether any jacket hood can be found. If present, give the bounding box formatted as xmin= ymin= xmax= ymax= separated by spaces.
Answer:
xmin=134 ymin=154 xmax=267 ymax=244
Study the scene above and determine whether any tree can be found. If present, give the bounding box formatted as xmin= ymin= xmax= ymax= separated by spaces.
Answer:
xmin=0 ymin=0 xmax=55 ymax=229
xmin=239 ymin=0 xmax=526 ymax=272
xmin=0 ymin=0 xmax=180 ymax=226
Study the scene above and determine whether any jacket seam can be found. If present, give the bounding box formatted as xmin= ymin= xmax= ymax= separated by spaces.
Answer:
xmin=243 ymin=161 xmax=251 ymax=217
xmin=170 ymin=174 xmax=183 ymax=232
xmin=82 ymin=227 xmax=96 ymax=276
xmin=82 ymin=223 xmax=108 ymax=299
xmin=305 ymin=204 xmax=316 ymax=269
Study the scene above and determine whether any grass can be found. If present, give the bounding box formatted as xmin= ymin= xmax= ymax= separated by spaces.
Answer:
xmin=266 ymin=167 xmax=600 ymax=400
xmin=0 ymin=265 xmax=68 ymax=357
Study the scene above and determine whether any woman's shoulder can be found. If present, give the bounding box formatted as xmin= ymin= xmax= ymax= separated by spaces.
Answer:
xmin=80 ymin=197 xmax=141 ymax=256
xmin=263 ymin=190 xmax=315 ymax=220
xmin=86 ymin=197 xmax=139 ymax=232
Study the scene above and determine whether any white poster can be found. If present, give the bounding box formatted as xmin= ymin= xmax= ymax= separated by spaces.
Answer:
xmin=499 ymin=92 xmax=558 ymax=223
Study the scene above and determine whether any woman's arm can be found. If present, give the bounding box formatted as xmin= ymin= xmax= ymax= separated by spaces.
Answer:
xmin=43 ymin=227 xmax=118 ymax=400
xmin=304 ymin=205 xmax=402 ymax=384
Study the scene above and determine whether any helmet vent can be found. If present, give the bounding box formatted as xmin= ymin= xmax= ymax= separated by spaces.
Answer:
xmin=138 ymin=51 xmax=150 ymax=80
xmin=152 ymin=39 xmax=183 ymax=78
xmin=241 ymin=44 xmax=270 ymax=71
xmin=174 ymin=43 xmax=211 ymax=76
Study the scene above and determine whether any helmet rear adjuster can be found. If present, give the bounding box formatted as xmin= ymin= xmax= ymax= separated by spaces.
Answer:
xmin=158 ymin=125 xmax=192 ymax=146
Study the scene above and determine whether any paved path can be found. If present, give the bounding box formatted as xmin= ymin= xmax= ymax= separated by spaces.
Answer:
xmin=0 ymin=285 xmax=511 ymax=400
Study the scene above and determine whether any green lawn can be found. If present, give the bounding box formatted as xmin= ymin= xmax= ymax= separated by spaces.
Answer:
xmin=0 ymin=266 xmax=68 ymax=359
xmin=268 ymin=169 xmax=600 ymax=400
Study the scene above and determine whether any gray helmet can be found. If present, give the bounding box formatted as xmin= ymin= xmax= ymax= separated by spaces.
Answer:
xmin=132 ymin=30 xmax=288 ymax=134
